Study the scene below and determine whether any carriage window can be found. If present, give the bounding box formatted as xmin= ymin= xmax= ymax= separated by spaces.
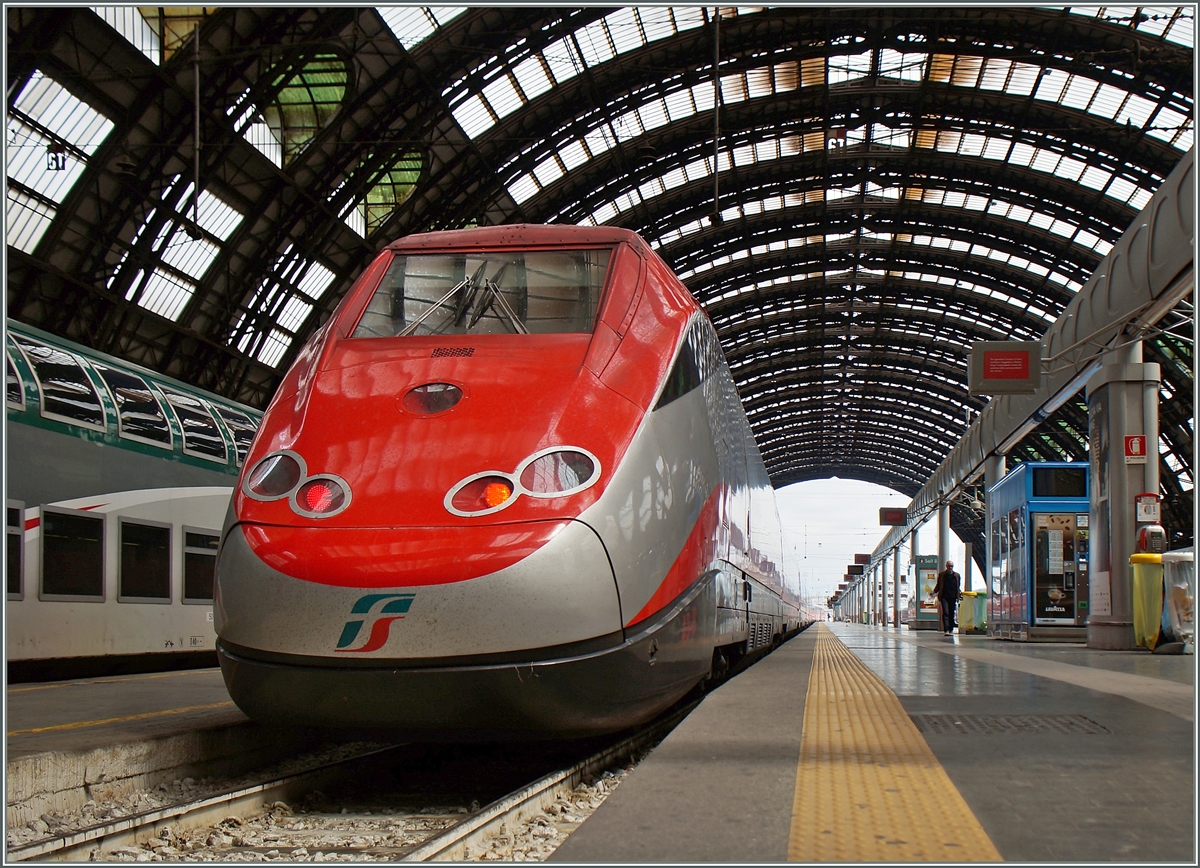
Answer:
xmin=655 ymin=328 xmax=703 ymax=410
xmin=160 ymin=388 xmax=228 ymax=461
xmin=119 ymin=519 xmax=171 ymax=601
xmin=92 ymin=363 xmax=172 ymax=446
xmin=42 ymin=510 xmax=104 ymax=599
xmin=352 ymin=249 xmax=610 ymax=337
xmin=7 ymin=351 xmax=25 ymax=410
xmin=183 ymin=530 xmax=219 ymax=602
xmin=212 ymin=406 xmax=258 ymax=466
xmin=8 ymin=502 xmax=24 ymax=599
xmin=12 ymin=335 xmax=105 ymax=429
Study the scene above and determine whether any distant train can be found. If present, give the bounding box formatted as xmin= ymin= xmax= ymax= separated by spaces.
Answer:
xmin=5 ymin=321 xmax=262 ymax=680
xmin=216 ymin=224 xmax=807 ymax=739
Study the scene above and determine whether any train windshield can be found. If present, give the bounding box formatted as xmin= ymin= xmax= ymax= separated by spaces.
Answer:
xmin=352 ymin=249 xmax=610 ymax=337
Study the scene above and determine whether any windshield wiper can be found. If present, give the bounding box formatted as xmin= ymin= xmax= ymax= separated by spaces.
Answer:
xmin=397 ymin=276 xmax=471 ymax=337
xmin=471 ymin=280 xmax=529 ymax=334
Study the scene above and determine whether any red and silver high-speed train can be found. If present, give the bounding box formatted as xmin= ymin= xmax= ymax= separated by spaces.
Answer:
xmin=215 ymin=224 xmax=804 ymax=739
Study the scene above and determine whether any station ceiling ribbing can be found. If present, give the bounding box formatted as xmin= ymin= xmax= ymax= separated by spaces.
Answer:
xmin=6 ymin=5 xmax=1195 ymax=547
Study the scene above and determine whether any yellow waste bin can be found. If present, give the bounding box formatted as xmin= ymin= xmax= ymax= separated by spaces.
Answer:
xmin=958 ymin=591 xmax=985 ymax=633
xmin=1131 ymin=552 xmax=1164 ymax=650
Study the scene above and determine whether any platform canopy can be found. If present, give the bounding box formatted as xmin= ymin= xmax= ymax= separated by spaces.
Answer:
xmin=6 ymin=6 xmax=1194 ymax=548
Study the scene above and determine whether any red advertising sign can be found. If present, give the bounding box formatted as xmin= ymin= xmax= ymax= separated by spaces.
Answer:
xmin=854 ymin=553 xmax=871 ymax=565
xmin=983 ymin=350 xmax=1030 ymax=379
xmin=879 ymin=507 xmax=908 ymax=526
xmin=1124 ymin=435 xmax=1148 ymax=464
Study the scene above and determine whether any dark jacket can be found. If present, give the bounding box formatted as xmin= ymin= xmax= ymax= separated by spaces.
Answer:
xmin=934 ymin=568 xmax=961 ymax=601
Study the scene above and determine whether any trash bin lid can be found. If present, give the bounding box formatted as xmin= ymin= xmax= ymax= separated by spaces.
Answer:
xmin=1130 ymin=552 xmax=1163 ymax=564
xmin=1161 ymin=550 xmax=1194 ymax=564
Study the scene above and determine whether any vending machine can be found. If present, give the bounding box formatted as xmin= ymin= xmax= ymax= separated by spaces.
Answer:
xmin=987 ymin=462 xmax=1090 ymax=641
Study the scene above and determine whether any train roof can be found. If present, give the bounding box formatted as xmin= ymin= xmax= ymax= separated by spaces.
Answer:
xmin=384 ymin=224 xmax=650 ymax=255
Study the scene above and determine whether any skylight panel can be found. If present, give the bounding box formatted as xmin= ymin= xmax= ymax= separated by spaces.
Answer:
xmin=542 ymin=36 xmax=583 ymax=85
xmin=452 ymin=93 xmax=494 ymax=139
xmin=671 ymin=6 xmax=708 ymax=32
xmin=605 ymin=7 xmax=644 ymax=54
xmin=576 ymin=20 xmax=615 ymax=67
xmin=243 ymin=118 xmax=282 ymax=166
xmin=559 ymin=140 xmax=589 ymax=170
xmin=1062 ymin=76 xmax=1099 ymax=111
xmin=828 ymin=51 xmax=872 ymax=84
xmin=508 ymin=173 xmax=540 ymax=205
xmin=639 ymin=6 xmax=677 ymax=42
xmin=277 ymin=296 xmax=313 ymax=333
xmin=1164 ymin=10 xmax=1195 ymax=46
xmin=1090 ymin=83 xmax=1128 ymax=118
xmin=296 ymin=261 xmax=336 ymax=299
xmin=12 ymin=71 xmax=114 ymax=162
xmin=6 ymin=188 xmax=55 ymax=254
xmin=379 ymin=7 xmax=464 ymax=49
xmin=1147 ymin=105 xmax=1190 ymax=146
xmin=137 ymin=269 xmax=194 ymax=320
xmin=379 ymin=7 xmax=437 ymax=45
xmin=1114 ymin=92 xmax=1156 ymax=126
xmin=177 ymin=183 xmax=244 ymax=241
xmin=638 ymin=100 xmax=670 ymax=132
xmin=159 ymin=235 xmax=219 ymax=281
xmin=512 ymin=56 xmax=553 ymax=102
xmin=1033 ymin=67 xmax=1071 ymax=103
xmin=482 ymin=74 xmax=523 ymax=121
xmin=93 ymin=6 xmax=159 ymax=64
xmin=256 ymin=331 xmax=291 ymax=368
xmin=533 ymin=155 xmax=564 ymax=187
xmin=7 ymin=120 xmax=91 ymax=203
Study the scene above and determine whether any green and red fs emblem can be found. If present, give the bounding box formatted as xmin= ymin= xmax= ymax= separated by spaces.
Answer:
xmin=336 ymin=593 xmax=415 ymax=652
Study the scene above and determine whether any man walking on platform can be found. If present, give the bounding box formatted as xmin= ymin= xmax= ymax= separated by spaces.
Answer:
xmin=933 ymin=560 xmax=961 ymax=635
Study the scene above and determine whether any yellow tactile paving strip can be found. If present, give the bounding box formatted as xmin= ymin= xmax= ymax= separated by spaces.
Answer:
xmin=788 ymin=625 xmax=1002 ymax=862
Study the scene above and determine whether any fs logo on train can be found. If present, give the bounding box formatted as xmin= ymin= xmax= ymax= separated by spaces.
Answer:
xmin=336 ymin=593 xmax=416 ymax=652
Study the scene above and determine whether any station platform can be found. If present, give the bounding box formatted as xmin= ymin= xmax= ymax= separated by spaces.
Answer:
xmin=552 ymin=622 xmax=1195 ymax=863
xmin=5 ymin=667 xmax=330 ymax=828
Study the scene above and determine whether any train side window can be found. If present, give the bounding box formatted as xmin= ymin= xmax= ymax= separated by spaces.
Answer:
xmin=12 ymin=335 xmax=106 ymax=431
xmin=212 ymin=406 xmax=259 ymax=467
xmin=7 ymin=501 xmax=24 ymax=600
xmin=118 ymin=518 xmax=171 ymax=603
xmin=159 ymin=388 xmax=229 ymax=462
xmin=91 ymin=363 xmax=173 ymax=447
xmin=183 ymin=529 xmax=219 ymax=602
xmin=654 ymin=327 xmax=702 ymax=410
xmin=7 ymin=349 xmax=26 ymax=410
xmin=41 ymin=509 xmax=105 ymax=601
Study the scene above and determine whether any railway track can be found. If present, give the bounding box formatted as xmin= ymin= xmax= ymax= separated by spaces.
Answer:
xmin=9 ymin=701 xmax=697 ymax=863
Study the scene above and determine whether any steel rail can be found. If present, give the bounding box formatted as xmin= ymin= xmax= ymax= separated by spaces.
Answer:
xmin=6 ymin=745 xmax=404 ymax=863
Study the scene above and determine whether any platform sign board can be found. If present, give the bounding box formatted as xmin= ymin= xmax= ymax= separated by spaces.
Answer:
xmin=916 ymin=555 xmax=940 ymax=623
xmin=879 ymin=507 xmax=908 ymax=526
xmin=854 ymin=554 xmax=871 ymax=565
xmin=847 ymin=564 xmax=865 ymax=576
xmin=968 ymin=341 xmax=1042 ymax=395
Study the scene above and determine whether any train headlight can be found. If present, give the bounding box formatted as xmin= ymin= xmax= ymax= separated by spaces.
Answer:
xmin=448 ymin=475 xmax=516 ymax=515
xmin=244 ymin=451 xmax=305 ymax=500
xmin=445 ymin=447 xmax=601 ymax=517
xmin=402 ymin=382 xmax=463 ymax=415
xmin=292 ymin=476 xmax=352 ymax=518
xmin=519 ymin=449 xmax=597 ymax=496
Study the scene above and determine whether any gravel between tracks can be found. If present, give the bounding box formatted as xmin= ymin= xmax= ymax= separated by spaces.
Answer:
xmin=89 ymin=765 xmax=632 ymax=862
xmin=5 ymin=741 xmax=393 ymax=852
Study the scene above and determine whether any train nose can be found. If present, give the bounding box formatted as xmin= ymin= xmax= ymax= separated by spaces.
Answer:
xmin=214 ymin=518 xmax=623 ymax=660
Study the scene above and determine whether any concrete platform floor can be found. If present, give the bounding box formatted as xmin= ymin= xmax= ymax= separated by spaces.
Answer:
xmin=552 ymin=623 xmax=1195 ymax=863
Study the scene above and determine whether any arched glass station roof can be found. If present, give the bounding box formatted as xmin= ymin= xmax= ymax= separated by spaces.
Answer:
xmin=6 ymin=6 xmax=1195 ymax=551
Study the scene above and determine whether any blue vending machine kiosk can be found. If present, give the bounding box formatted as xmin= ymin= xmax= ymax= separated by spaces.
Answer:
xmin=987 ymin=462 xmax=1090 ymax=641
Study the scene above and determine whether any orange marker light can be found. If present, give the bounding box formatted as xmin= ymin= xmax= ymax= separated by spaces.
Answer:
xmin=484 ymin=481 xmax=513 ymax=508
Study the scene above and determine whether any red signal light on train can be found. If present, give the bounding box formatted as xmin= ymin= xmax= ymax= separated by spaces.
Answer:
xmin=295 ymin=477 xmax=348 ymax=516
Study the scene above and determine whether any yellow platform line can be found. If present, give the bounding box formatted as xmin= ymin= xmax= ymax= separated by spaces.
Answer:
xmin=788 ymin=625 xmax=1002 ymax=862
xmin=7 ymin=701 xmax=235 ymax=736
